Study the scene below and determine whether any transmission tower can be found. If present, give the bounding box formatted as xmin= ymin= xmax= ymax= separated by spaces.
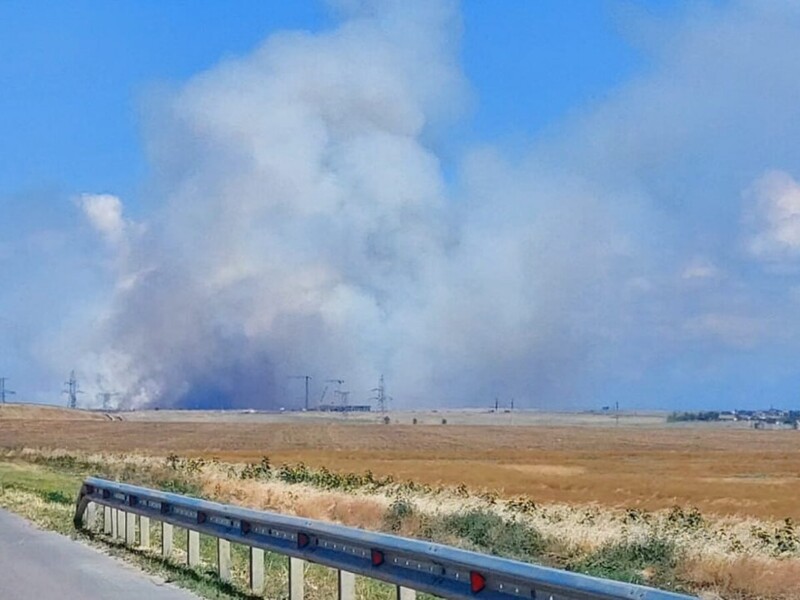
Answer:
xmin=96 ymin=392 xmax=120 ymax=411
xmin=0 ymin=377 xmax=15 ymax=404
xmin=63 ymin=370 xmax=84 ymax=409
xmin=288 ymin=375 xmax=312 ymax=410
xmin=371 ymin=374 xmax=392 ymax=414
xmin=334 ymin=390 xmax=350 ymax=413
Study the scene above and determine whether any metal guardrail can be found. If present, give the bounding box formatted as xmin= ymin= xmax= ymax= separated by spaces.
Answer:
xmin=74 ymin=477 xmax=695 ymax=600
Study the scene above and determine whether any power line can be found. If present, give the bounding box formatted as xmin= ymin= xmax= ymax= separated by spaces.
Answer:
xmin=0 ymin=377 xmax=15 ymax=404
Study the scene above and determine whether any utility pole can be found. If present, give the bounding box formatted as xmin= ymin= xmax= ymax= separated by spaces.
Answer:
xmin=371 ymin=374 xmax=392 ymax=414
xmin=0 ymin=377 xmax=15 ymax=404
xmin=63 ymin=370 xmax=84 ymax=409
xmin=288 ymin=375 xmax=312 ymax=410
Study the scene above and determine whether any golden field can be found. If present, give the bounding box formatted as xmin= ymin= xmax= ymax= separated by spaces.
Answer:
xmin=2 ymin=405 xmax=799 ymax=521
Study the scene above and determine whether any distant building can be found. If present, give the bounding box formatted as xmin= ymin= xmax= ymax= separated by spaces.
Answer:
xmin=316 ymin=404 xmax=372 ymax=413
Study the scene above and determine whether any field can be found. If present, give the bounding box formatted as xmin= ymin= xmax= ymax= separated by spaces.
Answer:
xmin=5 ymin=404 xmax=800 ymax=598
xmin=1 ymin=405 xmax=799 ymax=521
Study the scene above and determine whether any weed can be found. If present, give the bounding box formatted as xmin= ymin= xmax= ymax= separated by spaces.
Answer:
xmin=385 ymin=498 xmax=415 ymax=532
xmin=666 ymin=506 xmax=704 ymax=530
xmin=567 ymin=537 xmax=677 ymax=585
xmin=437 ymin=510 xmax=545 ymax=560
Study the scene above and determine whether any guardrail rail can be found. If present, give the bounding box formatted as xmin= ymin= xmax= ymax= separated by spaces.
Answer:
xmin=74 ymin=477 xmax=696 ymax=600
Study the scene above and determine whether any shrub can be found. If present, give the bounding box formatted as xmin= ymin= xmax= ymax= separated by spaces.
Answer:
xmin=385 ymin=498 xmax=415 ymax=532
xmin=567 ymin=537 xmax=677 ymax=585
xmin=439 ymin=510 xmax=545 ymax=560
xmin=507 ymin=497 xmax=537 ymax=515
xmin=666 ymin=506 xmax=704 ymax=530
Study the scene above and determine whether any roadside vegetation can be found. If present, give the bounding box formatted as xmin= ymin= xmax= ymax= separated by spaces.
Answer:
xmin=2 ymin=449 xmax=800 ymax=599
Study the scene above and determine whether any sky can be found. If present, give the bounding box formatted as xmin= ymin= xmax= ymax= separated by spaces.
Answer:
xmin=2 ymin=0 xmax=799 ymax=411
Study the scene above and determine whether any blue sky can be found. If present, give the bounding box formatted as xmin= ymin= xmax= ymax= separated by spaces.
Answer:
xmin=0 ymin=1 xmax=653 ymax=200
xmin=2 ymin=0 xmax=800 ymax=410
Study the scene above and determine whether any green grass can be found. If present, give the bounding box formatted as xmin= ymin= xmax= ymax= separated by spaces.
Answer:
xmin=565 ymin=537 xmax=680 ymax=587
xmin=0 ymin=461 xmax=82 ymax=500
xmin=435 ymin=509 xmax=546 ymax=560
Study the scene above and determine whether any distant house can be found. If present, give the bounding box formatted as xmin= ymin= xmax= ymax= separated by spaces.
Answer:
xmin=316 ymin=404 xmax=372 ymax=413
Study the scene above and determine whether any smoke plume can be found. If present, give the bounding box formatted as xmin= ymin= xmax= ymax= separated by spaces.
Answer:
xmin=70 ymin=1 xmax=800 ymax=409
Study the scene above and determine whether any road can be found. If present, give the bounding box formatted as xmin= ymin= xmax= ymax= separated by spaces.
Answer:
xmin=0 ymin=508 xmax=198 ymax=599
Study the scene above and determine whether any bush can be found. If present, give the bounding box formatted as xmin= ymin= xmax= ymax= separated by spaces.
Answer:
xmin=439 ymin=510 xmax=545 ymax=560
xmin=385 ymin=498 xmax=415 ymax=532
xmin=567 ymin=537 xmax=677 ymax=585
xmin=666 ymin=506 xmax=704 ymax=530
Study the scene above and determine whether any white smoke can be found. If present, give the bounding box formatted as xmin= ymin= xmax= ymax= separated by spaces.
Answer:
xmin=70 ymin=0 xmax=800 ymax=409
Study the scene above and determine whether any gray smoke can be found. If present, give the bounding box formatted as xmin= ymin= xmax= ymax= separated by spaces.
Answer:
xmin=71 ymin=1 xmax=800 ymax=409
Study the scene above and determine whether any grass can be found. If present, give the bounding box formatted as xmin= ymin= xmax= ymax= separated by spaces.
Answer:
xmin=0 ymin=459 xmax=436 ymax=600
xmin=435 ymin=510 xmax=545 ymax=560
xmin=565 ymin=537 xmax=679 ymax=587
xmin=3 ymin=446 xmax=800 ymax=599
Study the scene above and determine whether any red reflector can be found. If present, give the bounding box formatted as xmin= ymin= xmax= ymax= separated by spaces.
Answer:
xmin=371 ymin=549 xmax=385 ymax=566
xmin=297 ymin=532 xmax=310 ymax=548
xmin=470 ymin=571 xmax=486 ymax=594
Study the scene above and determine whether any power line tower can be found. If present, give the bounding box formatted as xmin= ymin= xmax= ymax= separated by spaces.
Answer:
xmin=326 ymin=379 xmax=345 ymax=411
xmin=0 ymin=377 xmax=15 ymax=404
xmin=371 ymin=374 xmax=392 ymax=414
xmin=288 ymin=375 xmax=312 ymax=410
xmin=63 ymin=370 xmax=84 ymax=409
xmin=334 ymin=390 xmax=350 ymax=413
xmin=96 ymin=392 xmax=120 ymax=411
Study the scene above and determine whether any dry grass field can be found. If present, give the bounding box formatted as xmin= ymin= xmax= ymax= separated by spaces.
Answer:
xmin=2 ymin=404 xmax=799 ymax=520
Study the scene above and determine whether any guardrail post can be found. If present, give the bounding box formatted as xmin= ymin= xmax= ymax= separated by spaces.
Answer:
xmin=187 ymin=530 xmax=200 ymax=567
xmin=125 ymin=511 xmax=136 ymax=545
xmin=85 ymin=502 xmax=98 ymax=529
xmin=397 ymin=586 xmax=416 ymax=600
xmin=162 ymin=522 xmax=173 ymax=558
xmin=103 ymin=506 xmax=112 ymax=534
xmin=139 ymin=516 xmax=150 ymax=548
xmin=116 ymin=509 xmax=125 ymax=540
xmin=217 ymin=538 xmax=231 ymax=582
xmin=289 ymin=556 xmax=304 ymax=600
xmin=338 ymin=570 xmax=355 ymax=600
xmin=249 ymin=548 xmax=264 ymax=594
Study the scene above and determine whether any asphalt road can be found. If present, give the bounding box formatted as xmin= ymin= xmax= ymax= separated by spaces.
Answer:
xmin=0 ymin=508 xmax=198 ymax=599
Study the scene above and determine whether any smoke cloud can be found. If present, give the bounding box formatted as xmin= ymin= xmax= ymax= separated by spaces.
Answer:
xmin=70 ymin=1 xmax=800 ymax=409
